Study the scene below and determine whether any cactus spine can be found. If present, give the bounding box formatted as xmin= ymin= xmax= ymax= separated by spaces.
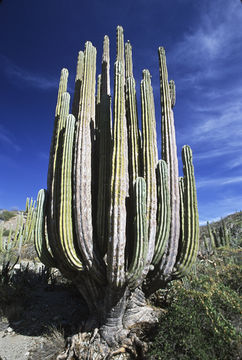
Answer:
xmin=34 ymin=26 xmax=199 ymax=352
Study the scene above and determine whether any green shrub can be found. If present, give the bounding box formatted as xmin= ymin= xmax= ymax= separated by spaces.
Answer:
xmin=2 ymin=229 xmax=10 ymax=237
xmin=148 ymin=253 xmax=242 ymax=360
xmin=0 ymin=210 xmax=16 ymax=221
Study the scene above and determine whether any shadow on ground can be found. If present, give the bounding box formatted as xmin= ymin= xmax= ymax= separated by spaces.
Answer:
xmin=0 ymin=266 xmax=89 ymax=338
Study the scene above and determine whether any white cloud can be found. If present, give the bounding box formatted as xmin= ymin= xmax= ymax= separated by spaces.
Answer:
xmin=227 ymin=156 xmax=242 ymax=169
xmin=38 ymin=151 xmax=49 ymax=161
xmin=197 ymin=176 xmax=242 ymax=189
xmin=171 ymin=1 xmax=242 ymax=70
xmin=0 ymin=125 xmax=21 ymax=152
xmin=198 ymin=194 xmax=242 ymax=224
xmin=199 ymin=217 xmax=220 ymax=226
xmin=0 ymin=54 xmax=58 ymax=90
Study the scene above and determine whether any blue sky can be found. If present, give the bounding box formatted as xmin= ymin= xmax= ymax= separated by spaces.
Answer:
xmin=0 ymin=0 xmax=241 ymax=225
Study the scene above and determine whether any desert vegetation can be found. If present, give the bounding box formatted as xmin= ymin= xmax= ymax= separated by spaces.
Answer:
xmin=0 ymin=210 xmax=241 ymax=359
xmin=0 ymin=26 xmax=241 ymax=360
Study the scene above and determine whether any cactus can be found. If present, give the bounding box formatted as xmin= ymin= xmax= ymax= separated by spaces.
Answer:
xmin=34 ymin=26 xmax=199 ymax=357
xmin=206 ymin=220 xmax=231 ymax=252
xmin=0 ymin=199 xmax=36 ymax=270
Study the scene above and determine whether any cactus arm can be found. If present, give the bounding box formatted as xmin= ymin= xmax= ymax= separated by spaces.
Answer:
xmin=140 ymin=69 xmax=158 ymax=274
xmin=55 ymin=68 xmax=69 ymax=117
xmin=173 ymin=145 xmax=199 ymax=277
xmin=73 ymin=42 xmax=105 ymax=283
xmin=96 ymin=74 xmax=102 ymax=132
xmin=127 ymin=177 xmax=148 ymax=288
xmin=46 ymin=69 xmax=68 ymax=213
xmin=35 ymin=189 xmax=57 ymax=268
xmin=158 ymin=47 xmax=180 ymax=278
xmin=152 ymin=160 xmax=170 ymax=266
xmin=0 ymin=226 xmax=3 ymax=252
xmin=207 ymin=221 xmax=216 ymax=249
xmin=72 ymin=51 xmax=84 ymax=120
xmin=222 ymin=220 xmax=230 ymax=247
xmin=22 ymin=197 xmax=36 ymax=244
xmin=101 ymin=36 xmax=111 ymax=98
xmin=73 ymin=42 xmax=96 ymax=269
xmin=169 ymin=80 xmax=176 ymax=108
xmin=25 ymin=197 xmax=30 ymax=213
xmin=47 ymin=92 xmax=70 ymax=258
xmin=96 ymin=36 xmax=112 ymax=256
xmin=203 ymin=234 xmax=210 ymax=253
xmin=59 ymin=114 xmax=83 ymax=270
xmin=125 ymin=41 xmax=140 ymax=186
xmin=107 ymin=26 xmax=128 ymax=288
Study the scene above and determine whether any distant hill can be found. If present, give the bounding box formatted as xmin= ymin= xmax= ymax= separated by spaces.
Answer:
xmin=200 ymin=211 xmax=242 ymax=248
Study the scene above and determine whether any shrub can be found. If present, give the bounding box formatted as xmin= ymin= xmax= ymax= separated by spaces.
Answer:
xmin=0 ymin=210 xmax=16 ymax=222
xmin=147 ymin=252 xmax=242 ymax=360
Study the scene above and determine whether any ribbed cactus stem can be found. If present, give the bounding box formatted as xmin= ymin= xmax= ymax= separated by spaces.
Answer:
xmin=203 ymin=234 xmax=210 ymax=253
xmin=125 ymin=41 xmax=140 ymax=186
xmin=22 ymin=197 xmax=36 ymax=244
xmin=48 ymin=92 xmax=82 ymax=272
xmin=140 ymin=69 xmax=158 ymax=274
xmin=0 ymin=227 xmax=3 ymax=252
xmin=128 ymin=177 xmax=148 ymax=288
xmin=74 ymin=41 xmax=98 ymax=272
xmin=101 ymin=35 xmax=111 ymax=97
xmin=152 ymin=160 xmax=170 ymax=266
xmin=59 ymin=114 xmax=83 ymax=270
xmin=116 ymin=25 xmax=125 ymax=64
xmin=72 ymin=51 xmax=84 ymax=120
xmin=169 ymin=80 xmax=176 ymax=108
xmin=207 ymin=221 xmax=216 ymax=249
xmin=158 ymin=46 xmax=180 ymax=277
xmin=125 ymin=41 xmax=133 ymax=78
xmin=96 ymin=36 xmax=112 ymax=255
xmin=107 ymin=26 xmax=128 ymax=287
xmin=25 ymin=197 xmax=30 ymax=212
xmin=49 ymin=92 xmax=70 ymax=237
xmin=55 ymin=68 xmax=69 ymax=117
xmin=47 ymin=70 xmax=69 ymax=207
xmin=173 ymin=145 xmax=199 ymax=277
xmin=35 ymin=189 xmax=56 ymax=268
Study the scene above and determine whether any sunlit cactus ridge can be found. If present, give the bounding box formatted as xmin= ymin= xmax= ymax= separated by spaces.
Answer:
xmin=34 ymin=25 xmax=199 ymax=331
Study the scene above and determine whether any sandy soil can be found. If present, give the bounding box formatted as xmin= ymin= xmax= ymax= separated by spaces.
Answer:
xmin=0 ymin=266 xmax=88 ymax=360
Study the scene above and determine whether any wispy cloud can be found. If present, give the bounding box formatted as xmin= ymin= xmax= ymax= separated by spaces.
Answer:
xmin=171 ymin=1 xmax=242 ymax=77
xmin=37 ymin=151 xmax=49 ymax=161
xmin=0 ymin=125 xmax=21 ymax=152
xmin=197 ymin=176 xmax=242 ymax=189
xmin=198 ymin=195 xmax=242 ymax=224
xmin=172 ymin=0 xmax=242 ymax=173
xmin=227 ymin=156 xmax=242 ymax=170
xmin=199 ymin=217 xmax=220 ymax=226
xmin=0 ymin=54 xmax=58 ymax=90
xmin=195 ymin=148 xmax=240 ymax=162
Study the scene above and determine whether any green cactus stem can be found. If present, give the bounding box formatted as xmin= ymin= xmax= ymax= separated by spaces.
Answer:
xmin=96 ymin=35 xmax=112 ymax=256
xmin=158 ymin=47 xmax=180 ymax=279
xmin=173 ymin=145 xmax=199 ymax=278
xmin=35 ymin=189 xmax=56 ymax=268
xmin=107 ymin=26 xmax=129 ymax=288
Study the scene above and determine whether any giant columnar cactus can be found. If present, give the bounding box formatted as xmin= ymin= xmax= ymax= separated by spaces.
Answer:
xmin=34 ymin=26 xmax=199 ymax=357
xmin=206 ymin=220 xmax=230 ymax=251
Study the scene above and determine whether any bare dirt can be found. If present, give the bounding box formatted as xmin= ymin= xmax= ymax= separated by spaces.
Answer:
xmin=0 ymin=266 xmax=89 ymax=360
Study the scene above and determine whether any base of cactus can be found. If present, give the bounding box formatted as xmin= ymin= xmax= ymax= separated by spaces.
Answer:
xmin=57 ymin=288 xmax=159 ymax=359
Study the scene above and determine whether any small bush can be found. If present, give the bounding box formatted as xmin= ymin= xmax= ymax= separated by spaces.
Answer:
xmin=0 ymin=210 xmax=16 ymax=222
xmin=148 ymin=251 xmax=242 ymax=360
xmin=2 ymin=229 xmax=10 ymax=237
